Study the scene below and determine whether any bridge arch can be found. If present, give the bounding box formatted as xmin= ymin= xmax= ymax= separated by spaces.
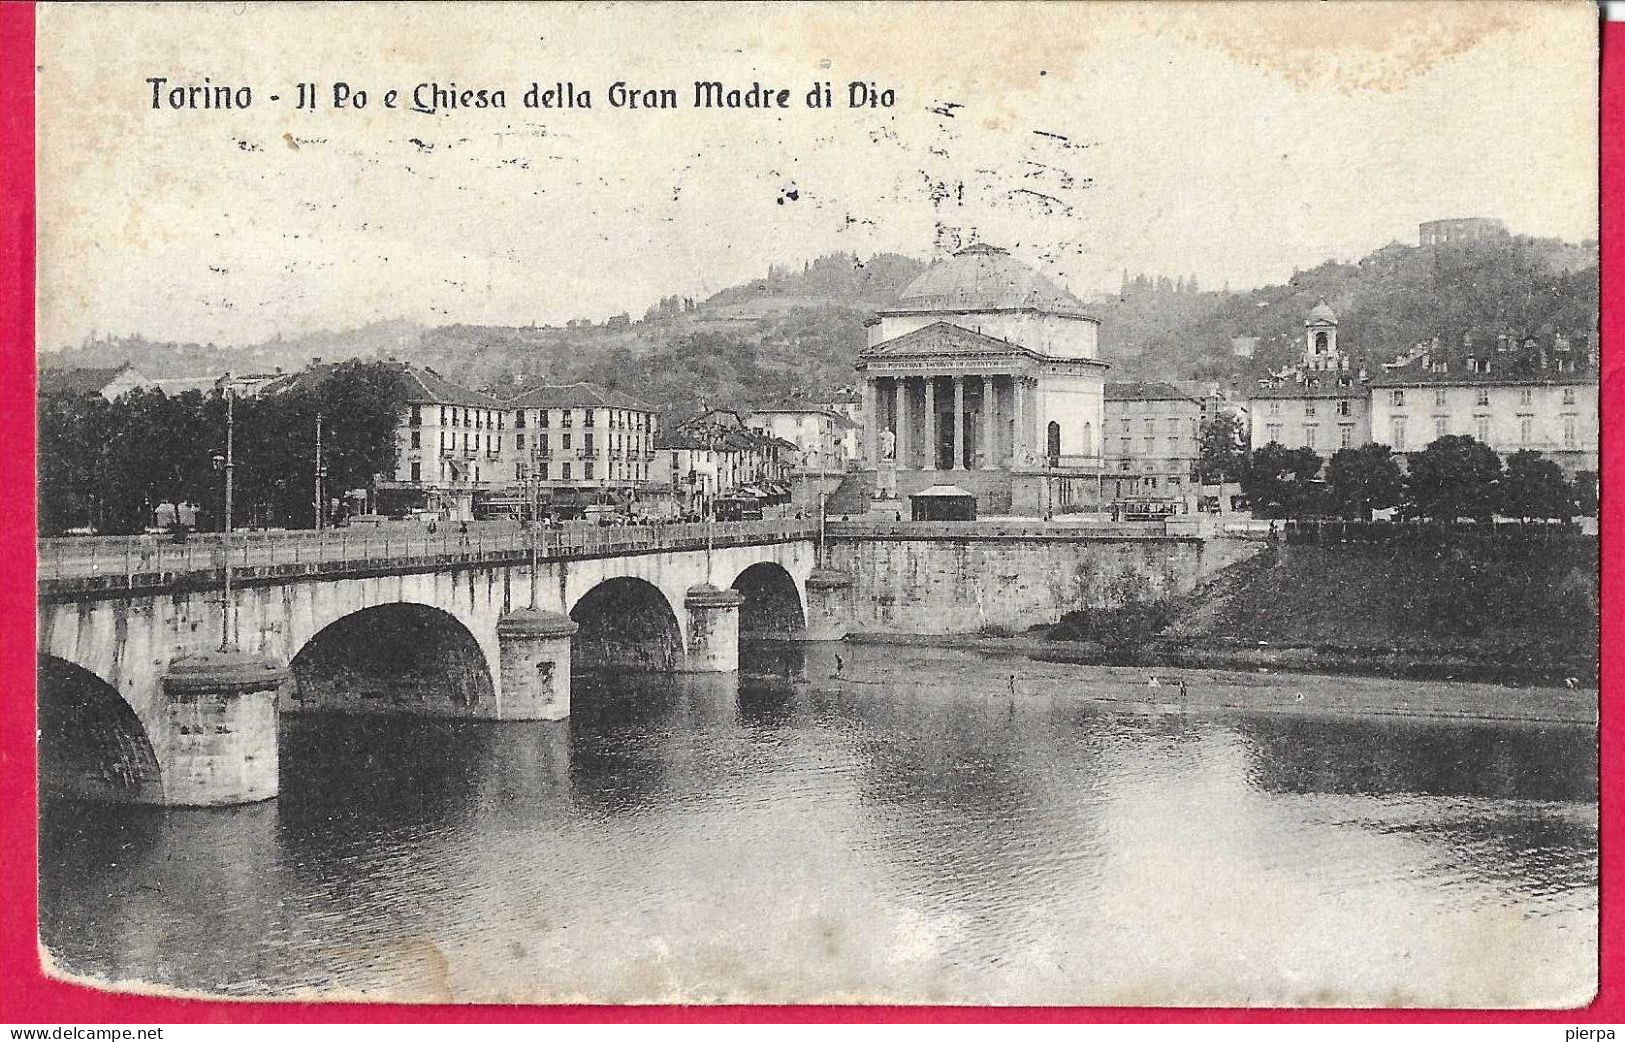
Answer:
xmin=570 ymin=577 xmax=684 ymax=672
xmin=38 ymin=654 xmax=163 ymax=803
xmin=731 ymin=561 xmax=807 ymax=639
xmin=287 ymin=602 xmax=495 ymax=717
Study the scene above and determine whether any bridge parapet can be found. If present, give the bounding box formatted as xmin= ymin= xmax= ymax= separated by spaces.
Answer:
xmin=39 ymin=519 xmax=820 ymax=598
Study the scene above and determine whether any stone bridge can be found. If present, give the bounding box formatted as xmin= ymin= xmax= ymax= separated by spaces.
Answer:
xmin=37 ymin=521 xmax=840 ymax=807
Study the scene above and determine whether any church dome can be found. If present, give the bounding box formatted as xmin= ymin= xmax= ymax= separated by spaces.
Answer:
xmin=1306 ymin=300 xmax=1339 ymax=325
xmin=888 ymin=244 xmax=1087 ymax=314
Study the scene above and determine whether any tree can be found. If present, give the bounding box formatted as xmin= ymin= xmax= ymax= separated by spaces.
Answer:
xmin=1197 ymin=414 xmax=1248 ymax=484
xmin=1404 ymin=434 xmax=1502 ymax=522
xmin=1325 ymin=443 xmax=1403 ymax=520
xmin=1499 ymin=450 xmax=1576 ymax=522
xmin=1240 ymin=442 xmax=1323 ymax=518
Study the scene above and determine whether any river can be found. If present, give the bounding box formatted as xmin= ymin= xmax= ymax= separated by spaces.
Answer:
xmin=38 ymin=643 xmax=1597 ymax=1007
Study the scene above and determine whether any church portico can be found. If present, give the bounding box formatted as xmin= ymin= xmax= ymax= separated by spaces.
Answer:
xmin=857 ymin=245 xmax=1108 ymax=517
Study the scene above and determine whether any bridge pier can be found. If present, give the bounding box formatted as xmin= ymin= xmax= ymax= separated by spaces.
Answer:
xmin=496 ymin=608 xmax=579 ymax=720
xmin=159 ymin=648 xmax=290 ymax=806
xmin=682 ymin=583 xmax=745 ymax=672
xmin=804 ymin=567 xmax=855 ymax=641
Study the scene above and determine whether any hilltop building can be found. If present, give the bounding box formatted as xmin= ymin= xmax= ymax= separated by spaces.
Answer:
xmin=1418 ymin=217 xmax=1508 ymax=247
xmin=855 ymin=243 xmax=1108 ymax=516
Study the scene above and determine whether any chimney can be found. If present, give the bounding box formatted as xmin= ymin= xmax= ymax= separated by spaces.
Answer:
xmin=311 ymin=356 xmax=323 ymax=367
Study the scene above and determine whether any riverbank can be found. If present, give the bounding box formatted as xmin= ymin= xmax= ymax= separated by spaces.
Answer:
xmin=813 ymin=638 xmax=1595 ymax=726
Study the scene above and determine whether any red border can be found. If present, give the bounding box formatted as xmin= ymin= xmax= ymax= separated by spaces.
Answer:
xmin=0 ymin=3 xmax=1619 ymax=1025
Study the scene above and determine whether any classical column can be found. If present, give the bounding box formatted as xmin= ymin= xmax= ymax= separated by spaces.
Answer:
xmin=1011 ymin=376 xmax=1026 ymax=468
xmin=895 ymin=377 xmax=911 ymax=469
xmin=865 ymin=377 xmax=881 ymax=468
xmin=950 ymin=376 xmax=966 ymax=470
xmin=981 ymin=376 xmax=998 ymax=469
xmin=923 ymin=376 xmax=938 ymax=471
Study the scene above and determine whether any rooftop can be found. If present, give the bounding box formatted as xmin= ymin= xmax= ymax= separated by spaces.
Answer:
xmin=505 ymin=381 xmax=655 ymax=412
xmin=1105 ymin=381 xmax=1202 ymax=403
xmin=37 ymin=363 xmax=140 ymax=397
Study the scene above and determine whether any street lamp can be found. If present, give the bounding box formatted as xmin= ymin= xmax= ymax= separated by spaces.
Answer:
xmin=212 ymin=385 xmax=236 ymax=651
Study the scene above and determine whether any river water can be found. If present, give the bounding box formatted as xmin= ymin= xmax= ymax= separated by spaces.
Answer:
xmin=38 ymin=644 xmax=1597 ymax=1007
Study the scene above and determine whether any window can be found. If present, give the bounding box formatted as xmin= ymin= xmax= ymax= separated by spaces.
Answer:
xmin=1121 ymin=419 xmax=1131 ymax=433
xmin=410 ymin=461 xmax=421 ymax=482
xmin=1303 ymin=424 xmax=1317 ymax=449
xmin=1391 ymin=390 xmax=1405 ymax=407
xmin=515 ymin=411 xmax=526 ymax=429
xmin=1434 ymin=389 xmax=1447 ymax=407
xmin=585 ymin=410 xmax=596 ymax=428
xmin=1564 ymin=416 xmax=1577 ymax=449
xmin=1144 ymin=437 xmax=1155 ymax=455
xmin=1268 ymin=401 xmax=1281 ymax=416
xmin=1144 ymin=418 xmax=1155 ymax=433
xmin=515 ymin=462 xmax=528 ymax=480
xmin=1476 ymin=389 xmax=1490 ymax=407
xmin=563 ymin=410 xmax=574 ymax=428
xmin=1520 ymin=418 xmax=1533 ymax=444
xmin=1339 ymin=425 xmax=1353 ymax=448
xmin=1167 ymin=437 xmax=1180 ymax=455
xmin=1120 ymin=438 xmax=1131 ymax=457
xmin=584 ymin=461 xmax=595 ymax=480
xmin=410 ymin=405 xmax=421 ymax=427
xmin=516 ymin=432 xmax=526 ymax=450
xmin=1166 ymin=417 xmax=1179 ymax=432
xmin=1337 ymin=400 xmax=1351 ymax=417
xmin=1435 ymin=417 xmax=1447 ymax=438
xmin=1476 ymin=417 xmax=1490 ymax=442
xmin=439 ymin=406 xmax=446 ymax=425
xmin=1304 ymin=402 xmax=1316 ymax=417
xmin=563 ymin=432 xmax=572 ymax=449
xmin=1266 ymin=424 xmax=1283 ymax=444
xmin=1391 ymin=418 xmax=1407 ymax=450
xmin=538 ymin=411 xmax=550 ymax=428
xmin=584 ymin=432 xmax=595 ymax=454
xmin=671 ymin=452 xmax=679 ymax=471
xmin=561 ymin=463 xmax=572 ymax=481
xmin=1563 ymin=388 xmax=1577 ymax=405
xmin=1519 ymin=389 xmax=1533 ymax=406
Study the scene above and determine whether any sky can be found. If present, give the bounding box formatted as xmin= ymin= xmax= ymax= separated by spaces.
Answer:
xmin=35 ymin=1 xmax=1600 ymax=351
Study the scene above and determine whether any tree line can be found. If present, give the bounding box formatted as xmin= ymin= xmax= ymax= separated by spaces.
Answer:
xmin=38 ymin=361 xmax=404 ymax=535
xmin=1198 ymin=414 xmax=1591 ymax=522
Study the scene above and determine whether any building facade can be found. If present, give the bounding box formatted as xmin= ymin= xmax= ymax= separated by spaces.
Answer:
xmin=506 ymin=382 xmax=659 ymax=506
xmin=811 ymin=389 xmax=864 ymax=464
xmin=1367 ymin=358 xmax=1598 ymax=477
xmin=855 ymin=243 xmax=1108 ymax=516
xmin=1246 ymin=302 xmax=1373 ymax=457
xmin=1102 ymin=382 xmax=1203 ymax=502
xmin=745 ymin=405 xmax=853 ymax=475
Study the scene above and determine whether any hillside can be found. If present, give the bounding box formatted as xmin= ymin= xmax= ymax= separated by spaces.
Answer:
xmin=39 ymin=236 xmax=1597 ymax=419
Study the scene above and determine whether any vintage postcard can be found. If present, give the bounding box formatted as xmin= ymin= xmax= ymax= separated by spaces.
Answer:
xmin=32 ymin=0 xmax=1600 ymax=1008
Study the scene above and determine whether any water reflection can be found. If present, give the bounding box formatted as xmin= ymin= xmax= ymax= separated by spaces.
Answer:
xmin=39 ymin=644 xmax=1597 ymax=1005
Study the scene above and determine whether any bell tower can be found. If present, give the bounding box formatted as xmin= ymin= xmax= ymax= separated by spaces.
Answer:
xmin=1304 ymin=300 xmax=1339 ymax=371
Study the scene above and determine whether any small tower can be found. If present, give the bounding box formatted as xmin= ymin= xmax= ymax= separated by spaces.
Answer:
xmin=1304 ymin=300 xmax=1339 ymax=371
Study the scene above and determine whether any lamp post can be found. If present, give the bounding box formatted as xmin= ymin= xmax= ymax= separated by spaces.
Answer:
xmin=211 ymin=386 xmax=236 ymax=651
xmin=313 ymin=411 xmax=326 ymax=530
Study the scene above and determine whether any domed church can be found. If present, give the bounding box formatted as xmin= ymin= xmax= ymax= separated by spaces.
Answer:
xmin=855 ymin=244 xmax=1108 ymax=515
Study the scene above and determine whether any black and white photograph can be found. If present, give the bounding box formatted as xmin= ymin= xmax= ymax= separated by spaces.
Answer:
xmin=32 ymin=0 xmax=1601 ymax=1007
